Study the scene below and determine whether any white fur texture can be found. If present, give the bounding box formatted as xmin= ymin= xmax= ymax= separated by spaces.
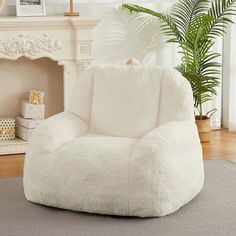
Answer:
xmin=90 ymin=65 xmax=163 ymax=137
xmin=24 ymin=65 xmax=204 ymax=217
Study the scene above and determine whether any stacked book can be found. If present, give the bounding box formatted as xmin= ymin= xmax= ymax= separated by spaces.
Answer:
xmin=16 ymin=90 xmax=45 ymax=141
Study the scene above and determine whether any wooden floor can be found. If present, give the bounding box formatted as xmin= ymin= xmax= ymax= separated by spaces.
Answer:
xmin=202 ymin=129 xmax=236 ymax=162
xmin=0 ymin=129 xmax=236 ymax=178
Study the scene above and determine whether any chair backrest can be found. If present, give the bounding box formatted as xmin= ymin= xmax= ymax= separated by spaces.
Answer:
xmin=68 ymin=65 xmax=194 ymax=138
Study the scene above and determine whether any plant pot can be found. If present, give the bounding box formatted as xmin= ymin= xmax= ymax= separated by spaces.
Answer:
xmin=195 ymin=109 xmax=217 ymax=143
xmin=195 ymin=116 xmax=212 ymax=143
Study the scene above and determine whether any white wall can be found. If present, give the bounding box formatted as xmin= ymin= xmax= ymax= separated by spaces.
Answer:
xmin=222 ymin=22 xmax=236 ymax=131
xmin=1 ymin=0 xmax=177 ymax=17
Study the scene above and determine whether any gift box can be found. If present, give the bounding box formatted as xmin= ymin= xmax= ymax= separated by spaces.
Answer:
xmin=0 ymin=118 xmax=15 ymax=141
xmin=16 ymin=117 xmax=43 ymax=129
xmin=29 ymin=89 xmax=44 ymax=105
xmin=16 ymin=124 xmax=35 ymax=142
xmin=21 ymin=100 xmax=45 ymax=119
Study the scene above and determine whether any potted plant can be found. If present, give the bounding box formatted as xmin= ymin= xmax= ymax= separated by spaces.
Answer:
xmin=123 ymin=0 xmax=236 ymax=142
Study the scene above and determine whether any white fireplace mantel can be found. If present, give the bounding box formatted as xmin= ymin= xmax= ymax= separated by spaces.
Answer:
xmin=0 ymin=16 xmax=99 ymax=155
xmin=0 ymin=16 xmax=99 ymax=108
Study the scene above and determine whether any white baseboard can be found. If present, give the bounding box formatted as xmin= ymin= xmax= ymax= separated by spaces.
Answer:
xmin=210 ymin=119 xmax=221 ymax=130
xmin=223 ymin=121 xmax=236 ymax=132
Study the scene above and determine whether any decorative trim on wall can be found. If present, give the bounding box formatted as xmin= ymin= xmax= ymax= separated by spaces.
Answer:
xmin=80 ymin=42 xmax=91 ymax=55
xmin=77 ymin=60 xmax=91 ymax=74
xmin=58 ymin=60 xmax=73 ymax=76
xmin=0 ymin=33 xmax=62 ymax=58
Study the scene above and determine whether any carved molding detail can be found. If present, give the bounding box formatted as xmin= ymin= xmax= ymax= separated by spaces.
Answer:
xmin=80 ymin=42 xmax=91 ymax=55
xmin=58 ymin=60 xmax=73 ymax=76
xmin=0 ymin=33 xmax=62 ymax=58
xmin=77 ymin=60 xmax=91 ymax=74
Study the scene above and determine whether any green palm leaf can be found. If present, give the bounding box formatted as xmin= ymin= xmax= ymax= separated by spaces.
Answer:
xmin=93 ymin=7 xmax=163 ymax=63
xmin=123 ymin=0 xmax=236 ymax=118
xmin=122 ymin=4 xmax=182 ymax=43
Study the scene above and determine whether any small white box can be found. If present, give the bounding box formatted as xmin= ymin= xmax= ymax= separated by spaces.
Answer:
xmin=16 ymin=117 xmax=43 ymax=129
xmin=21 ymin=100 xmax=45 ymax=119
xmin=16 ymin=124 xmax=35 ymax=142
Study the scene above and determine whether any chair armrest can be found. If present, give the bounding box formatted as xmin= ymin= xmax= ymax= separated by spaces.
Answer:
xmin=27 ymin=111 xmax=87 ymax=155
xmin=129 ymin=121 xmax=204 ymax=216
xmin=132 ymin=120 xmax=202 ymax=161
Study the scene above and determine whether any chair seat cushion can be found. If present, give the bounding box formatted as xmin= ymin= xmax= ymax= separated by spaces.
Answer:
xmin=24 ymin=134 xmax=138 ymax=216
xmin=59 ymin=133 xmax=137 ymax=160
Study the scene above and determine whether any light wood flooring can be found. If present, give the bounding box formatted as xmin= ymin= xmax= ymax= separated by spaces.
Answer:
xmin=202 ymin=129 xmax=236 ymax=162
xmin=0 ymin=129 xmax=236 ymax=178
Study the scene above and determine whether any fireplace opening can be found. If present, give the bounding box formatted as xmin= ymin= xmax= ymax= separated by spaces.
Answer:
xmin=0 ymin=57 xmax=64 ymax=155
xmin=0 ymin=57 xmax=64 ymax=118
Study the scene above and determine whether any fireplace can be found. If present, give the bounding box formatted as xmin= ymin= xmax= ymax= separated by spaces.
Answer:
xmin=0 ymin=16 xmax=98 ymax=155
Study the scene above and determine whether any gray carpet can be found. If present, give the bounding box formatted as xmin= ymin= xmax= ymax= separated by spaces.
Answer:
xmin=1 ymin=160 xmax=236 ymax=236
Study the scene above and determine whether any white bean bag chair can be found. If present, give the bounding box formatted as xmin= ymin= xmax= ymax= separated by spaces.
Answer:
xmin=23 ymin=65 xmax=204 ymax=217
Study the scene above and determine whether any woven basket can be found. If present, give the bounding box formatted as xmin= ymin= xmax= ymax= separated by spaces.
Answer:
xmin=195 ymin=109 xmax=217 ymax=143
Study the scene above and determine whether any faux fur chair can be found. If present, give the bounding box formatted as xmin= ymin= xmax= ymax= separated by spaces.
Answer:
xmin=24 ymin=65 xmax=204 ymax=217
